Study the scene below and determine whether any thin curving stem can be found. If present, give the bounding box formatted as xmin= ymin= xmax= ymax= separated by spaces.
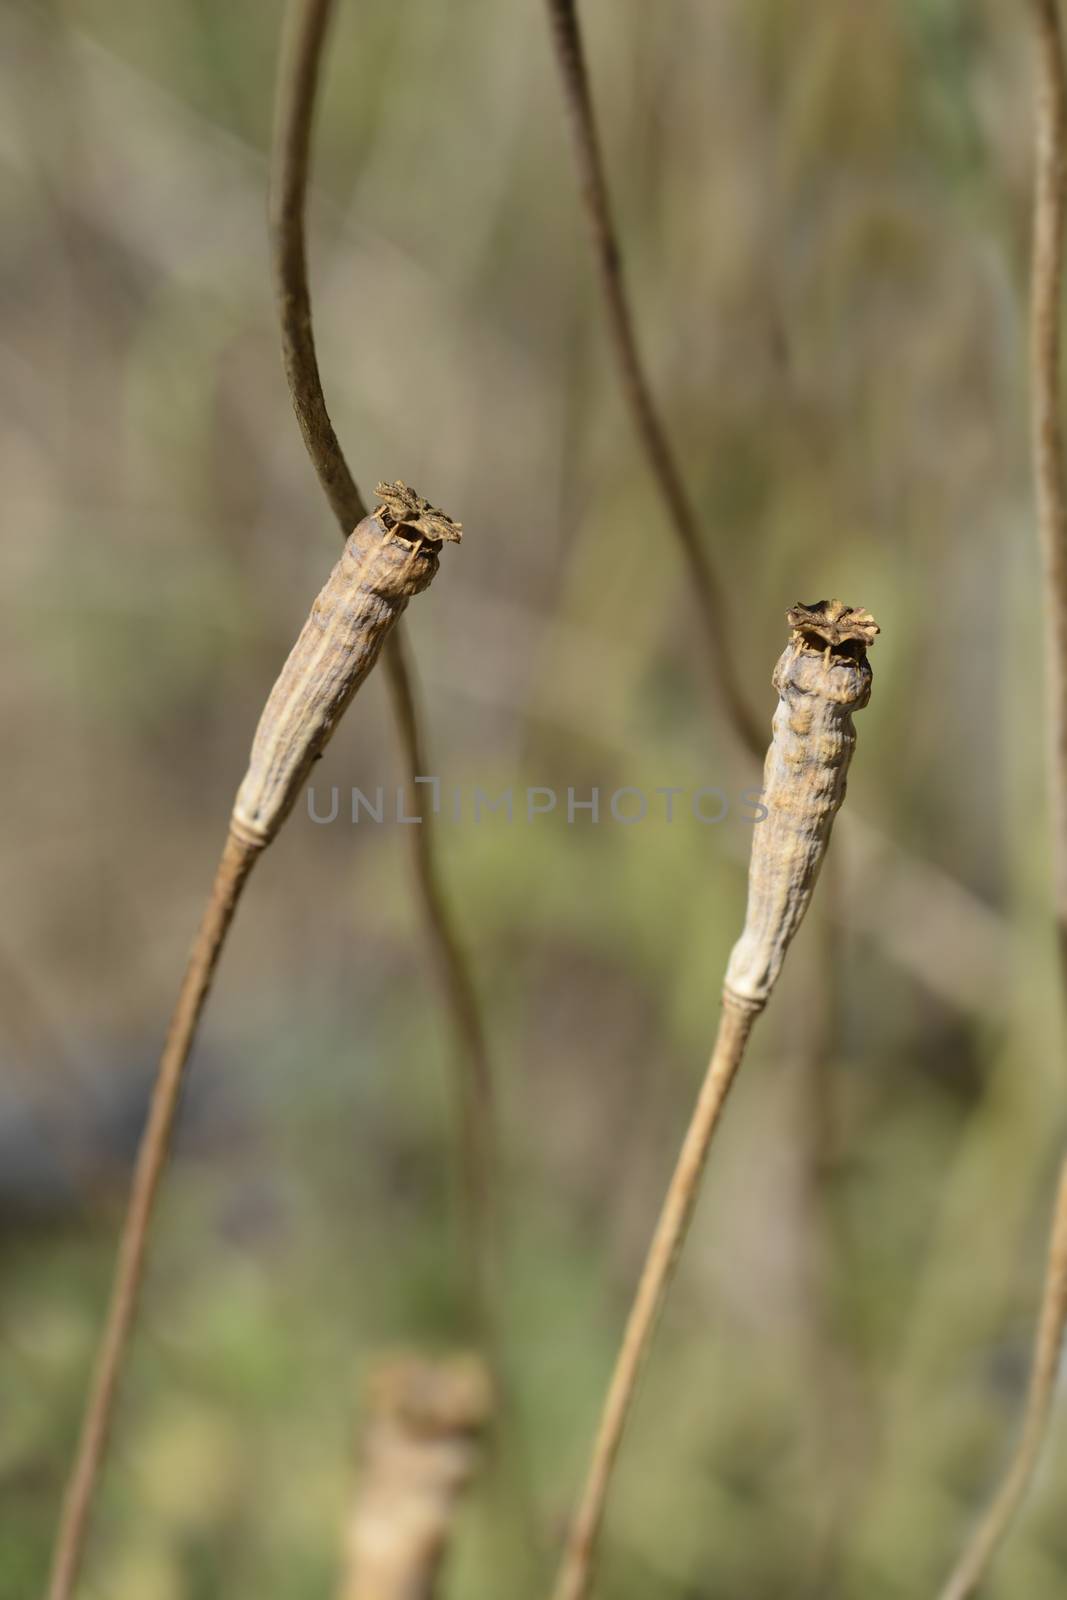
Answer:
xmin=47 ymin=10 xmax=479 ymax=1584
xmin=938 ymin=1158 xmax=1067 ymax=1600
xmin=542 ymin=0 xmax=763 ymax=762
xmin=271 ymin=0 xmax=366 ymax=533
xmin=938 ymin=5 xmax=1067 ymax=1593
xmin=381 ymin=627 xmax=497 ymax=1329
xmin=1032 ymin=0 xmax=1067 ymax=985
xmin=270 ymin=0 xmax=498 ymax=1341
xmin=47 ymin=831 xmax=262 ymax=1600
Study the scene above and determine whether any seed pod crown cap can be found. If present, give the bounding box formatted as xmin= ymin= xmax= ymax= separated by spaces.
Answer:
xmin=786 ymin=599 xmax=879 ymax=654
xmin=373 ymin=480 xmax=463 ymax=545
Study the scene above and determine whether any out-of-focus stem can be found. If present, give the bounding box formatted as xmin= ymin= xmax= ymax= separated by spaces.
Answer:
xmin=381 ymin=628 xmax=497 ymax=1328
xmin=1031 ymin=0 xmax=1067 ymax=982
xmin=938 ymin=6 xmax=1067 ymax=1593
xmin=939 ymin=1160 xmax=1067 ymax=1600
xmin=541 ymin=0 xmax=763 ymax=761
xmin=339 ymin=1353 xmax=492 ymax=1600
xmin=270 ymin=0 xmax=497 ymax=1337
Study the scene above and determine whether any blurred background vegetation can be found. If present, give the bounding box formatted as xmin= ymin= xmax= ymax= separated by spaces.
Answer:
xmin=2 ymin=0 xmax=1066 ymax=1595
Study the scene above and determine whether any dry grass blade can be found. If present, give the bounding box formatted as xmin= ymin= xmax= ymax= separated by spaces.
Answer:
xmin=550 ymin=602 xmax=877 ymax=1600
xmin=339 ymin=1353 xmax=491 ymax=1600
xmin=937 ymin=4 xmax=1067 ymax=1593
xmin=541 ymin=0 xmax=763 ymax=762
xmin=939 ymin=1159 xmax=1067 ymax=1600
xmin=270 ymin=0 xmax=498 ymax=1336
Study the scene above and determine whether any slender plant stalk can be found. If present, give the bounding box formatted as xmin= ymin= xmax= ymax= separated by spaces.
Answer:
xmin=541 ymin=0 xmax=763 ymax=762
xmin=45 ymin=15 xmax=465 ymax=1567
xmin=339 ymin=1353 xmax=491 ymax=1600
xmin=543 ymin=0 xmax=1016 ymax=1029
xmin=383 ymin=625 xmax=496 ymax=1320
xmin=939 ymin=1161 xmax=1067 ymax=1600
xmin=46 ymin=832 xmax=260 ymax=1600
xmin=47 ymin=503 xmax=451 ymax=1600
xmin=271 ymin=0 xmax=497 ymax=1333
xmin=1032 ymin=0 xmax=1067 ymax=981
xmin=938 ymin=4 xmax=1067 ymax=1593
xmin=550 ymin=602 xmax=878 ymax=1600
xmin=552 ymin=998 xmax=755 ymax=1600
xmin=272 ymin=0 xmax=366 ymax=536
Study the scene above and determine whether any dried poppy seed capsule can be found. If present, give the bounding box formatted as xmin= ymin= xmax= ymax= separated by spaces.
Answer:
xmin=723 ymin=599 xmax=878 ymax=1012
xmin=342 ymin=1353 xmax=491 ymax=1600
xmin=231 ymin=487 xmax=461 ymax=848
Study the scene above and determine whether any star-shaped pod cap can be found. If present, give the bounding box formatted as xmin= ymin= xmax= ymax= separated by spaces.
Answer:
xmin=786 ymin=599 xmax=879 ymax=653
xmin=373 ymin=481 xmax=463 ymax=545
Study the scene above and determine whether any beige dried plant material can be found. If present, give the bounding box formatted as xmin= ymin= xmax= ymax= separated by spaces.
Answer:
xmin=553 ymin=600 xmax=877 ymax=1600
xmin=374 ymin=481 xmax=463 ymax=547
xmin=232 ymin=491 xmax=453 ymax=847
xmin=724 ymin=599 xmax=878 ymax=1011
xmin=48 ymin=483 xmax=460 ymax=1600
xmin=340 ymin=1354 xmax=491 ymax=1600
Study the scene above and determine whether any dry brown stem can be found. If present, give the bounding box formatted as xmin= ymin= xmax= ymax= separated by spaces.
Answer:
xmin=47 ymin=829 xmax=262 ymax=1600
xmin=541 ymin=0 xmax=762 ymax=761
xmin=47 ymin=504 xmax=454 ymax=1600
xmin=271 ymin=0 xmax=365 ymax=533
xmin=339 ymin=1353 xmax=492 ymax=1600
xmin=1031 ymin=0 xmax=1067 ymax=981
xmin=271 ymin=0 xmax=497 ymax=1337
xmin=551 ymin=997 xmax=755 ymax=1600
xmin=550 ymin=604 xmax=877 ymax=1600
xmin=939 ymin=1159 xmax=1067 ymax=1600
xmin=382 ymin=625 xmax=497 ymax=1328
xmin=937 ymin=6 xmax=1067 ymax=1592
xmin=48 ymin=19 xmax=476 ymax=1576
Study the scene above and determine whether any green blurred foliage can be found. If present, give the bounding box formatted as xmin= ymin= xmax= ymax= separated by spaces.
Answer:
xmin=0 ymin=0 xmax=1064 ymax=1596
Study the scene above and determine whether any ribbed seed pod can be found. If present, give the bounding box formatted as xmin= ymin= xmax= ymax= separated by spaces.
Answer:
xmin=232 ymin=494 xmax=458 ymax=847
xmin=46 ymin=485 xmax=463 ymax=1600
xmin=340 ymin=1353 xmax=491 ymax=1600
xmin=723 ymin=599 xmax=878 ymax=1011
